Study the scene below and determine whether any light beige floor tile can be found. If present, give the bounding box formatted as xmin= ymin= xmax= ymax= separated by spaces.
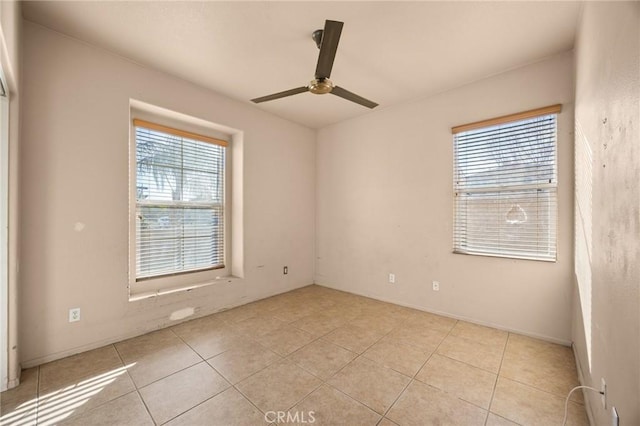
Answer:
xmin=322 ymin=304 xmax=362 ymax=322
xmin=386 ymin=324 xmax=448 ymax=353
xmin=288 ymin=339 xmax=357 ymax=380
xmin=207 ymin=341 xmax=282 ymax=384
xmin=291 ymin=385 xmax=381 ymax=425
xmin=322 ymin=324 xmax=384 ymax=354
xmin=491 ymin=377 xmax=588 ymax=426
xmin=450 ymin=321 xmax=508 ymax=347
xmin=139 ymin=361 xmax=229 ymax=424
xmin=415 ymin=354 xmax=496 ymax=409
xmin=215 ymin=302 xmax=263 ymax=323
xmin=172 ymin=319 xmax=247 ymax=359
xmin=257 ymin=325 xmax=315 ymax=356
xmin=501 ymin=334 xmax=581 ymax=402
xmin=291 ymin=312 xmax=344 ymax=337
xmin=437 ymin=335 xmax=504 ymax=373
xmin=403 ymin=311 xmax=457 ymax=333
xmin=37 ymin=368 xmax=135 ymax=426
xmin=328 ymin=357 xmax=410 ymax=415
xmin=387 ymin=381 xmax=487 ymax=426
xmin=170 ymin=315 xmax=223 ymax=337
xmin=58 ymin=391 xmax=153 ymax=426
xmin=363 ymin=339 xmax=431 ymax=377
xmin=506 ymin=333 xmax=572 ymax=358
xmin=236 ymin=359 xmax=322 ymax=413
xmin=230 ymin=314 xmax=287 ymax=339
xmin=250 ymin=295 xmax=290 ymax=313
xmin=272 ymin=304 xmax=319 ymax=323
xmin=486 ymin=413 xmax=520 ymax=426
xmin=4 ymin=287 xmax=588 ymax=426
xmin=0 ymin=368 xmax=38 ymax=426
xmin=39 ymin=346 xmax=124 ymax=394
xmin=349 ymin=314 xmax=397 ymax=335
xmin=114 ymin=329 xmax=201 ymax=387
xmin=310 ymin=295 xmax=339 ymax=310
xmin=165 ymin=387 xmax=266 ymax=426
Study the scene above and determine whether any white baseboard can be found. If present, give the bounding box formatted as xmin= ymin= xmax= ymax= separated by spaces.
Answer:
xmin=315 ymin=281 xmax=572 ymax=346
xmin=572 ymin=342 xmax=595 ymax=426
xmin=21 ymin=282 xmax=312 ymax=368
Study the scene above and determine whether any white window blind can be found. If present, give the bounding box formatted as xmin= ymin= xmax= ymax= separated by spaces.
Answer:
xmin=134 ymin=120 xmax=226 ymax=279
xmin=452 ymin=107 xmax=559 ymax=261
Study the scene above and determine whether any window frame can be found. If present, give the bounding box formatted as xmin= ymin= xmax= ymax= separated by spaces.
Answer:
xmin=128 ymin=113 xmax=232 ymax=298
xmin=451 ymin=104 xmax=561 ymax=262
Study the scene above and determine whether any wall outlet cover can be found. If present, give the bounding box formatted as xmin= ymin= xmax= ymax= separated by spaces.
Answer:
xmin=69 ymin=308 xmax=81 ymax=323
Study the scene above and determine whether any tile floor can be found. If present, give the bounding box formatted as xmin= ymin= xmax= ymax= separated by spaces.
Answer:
xmin=0 ymin=285 xmax=588 ymax=426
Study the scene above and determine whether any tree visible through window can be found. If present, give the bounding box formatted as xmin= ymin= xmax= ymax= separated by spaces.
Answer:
xmin=452 ymin=106 xmax=560 ymax=261
xmin=134 ymin=120 xmax=227 ymax=279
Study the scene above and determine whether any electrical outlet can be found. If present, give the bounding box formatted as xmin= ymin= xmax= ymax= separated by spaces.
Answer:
xmin=69 ymin=308 xmax=81 ymax=323
xmin=432 ymin=281 xmax=440 ymax=291
xmin=388 ymin=273 xmax=395 ymax=284
xmin=601 ymin=378 xmax=607 ymax=409
xmin=283 ymin=266 xmax=288 ymax=275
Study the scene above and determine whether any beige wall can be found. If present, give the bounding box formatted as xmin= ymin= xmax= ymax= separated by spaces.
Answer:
xmin=0 ymin=0 xmax=22 ymax=389
xmin=316 ymin=52 xmax=575 ymax=343
xmin=572 ymin=2 xmax=640 ymax=424
xmin=19 ymin=22 xmax=316 ymax=366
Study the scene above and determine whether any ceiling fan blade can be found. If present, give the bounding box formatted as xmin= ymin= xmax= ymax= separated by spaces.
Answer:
xmin=331 ymin=86 xmax=379 ymax=109
xmin=251 ymin=86 xmax=309 ymax=103
xmin=315 ymin=20 xmax=344 ymax=80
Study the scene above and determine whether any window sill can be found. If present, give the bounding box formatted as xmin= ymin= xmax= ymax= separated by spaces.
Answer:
xmin=452 ymin=250 xmax=557 ymax=263
xmin=128 ymin=275 xmax=240 ymax=302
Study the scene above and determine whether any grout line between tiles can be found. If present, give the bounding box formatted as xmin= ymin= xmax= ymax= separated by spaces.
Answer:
xmin=484 ymin=332 xmax=510 ymax=425
xmin=115 ymin=330 xmax=238 ymax=426
xmin=157 ymin=383 xmax=232 ymax=425
xmin=35 ymin=365 xmax=40 ymax=425
xmin=16 ymin=288 xmax=585 ymax=426
xmin=112 ymin=343 xmax=157 ymax=425
xmin=380 ymin=317 xmax=459 ymax=422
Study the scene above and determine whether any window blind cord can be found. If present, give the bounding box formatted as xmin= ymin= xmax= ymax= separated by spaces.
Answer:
xmin=561 ymin=385 xmax=603 ymax=426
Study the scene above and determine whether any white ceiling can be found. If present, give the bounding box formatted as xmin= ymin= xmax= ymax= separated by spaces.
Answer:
xmin=23 ymin=1 xmax=581 ymax=129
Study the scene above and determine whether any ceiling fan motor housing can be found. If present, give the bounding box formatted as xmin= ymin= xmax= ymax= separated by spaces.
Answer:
xmin=309 ymin=78 xmax=333 ymax=94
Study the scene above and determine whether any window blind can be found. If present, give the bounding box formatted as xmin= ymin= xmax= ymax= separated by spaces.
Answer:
xmin=134 ymin=122 xmax=226 ymax=279
xmin=453 ymin=111 xmax=558 ymax=261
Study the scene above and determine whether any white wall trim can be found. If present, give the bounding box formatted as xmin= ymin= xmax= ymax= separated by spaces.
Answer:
xmin=315 ymin=281 xmax=573 ymax=346
xmin=572 ymin=342 xmax=596 ymax=426
xmin=20 ymin=281 xmax=312 ymax=368
xmin=0 ymin=91 xmax=8 ymax=392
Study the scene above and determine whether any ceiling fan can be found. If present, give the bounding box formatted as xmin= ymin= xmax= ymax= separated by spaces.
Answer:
xmin=251 ymin=20 xmax=379 ymax=109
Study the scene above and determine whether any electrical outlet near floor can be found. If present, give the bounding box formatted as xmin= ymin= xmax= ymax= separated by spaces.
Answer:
xmin=432 ymin=281 xmax=440 ymax=291
xmin=283 ymin=266 xmax=288 ymax=275
xmin=69 ymin=308 xmax=81 ymax=323
xmin=601 ymin=378 xmax=607 ymax=408
xmin=388 ymin=273 xmax=395 ymax=284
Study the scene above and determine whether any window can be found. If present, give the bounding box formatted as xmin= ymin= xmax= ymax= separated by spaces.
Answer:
xmin=452 ymin=105 xmax=560 ymax=261
xmin=133 ymin=119 xmax=228 ymax=280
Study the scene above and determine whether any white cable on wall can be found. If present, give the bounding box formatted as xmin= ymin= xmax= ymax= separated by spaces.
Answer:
xmin=562 ymin=385 xmax=603 ymax=426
